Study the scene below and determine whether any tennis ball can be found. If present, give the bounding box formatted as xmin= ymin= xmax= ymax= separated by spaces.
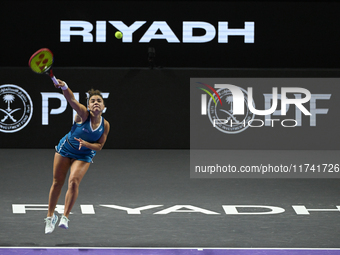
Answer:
xmin=115 ymin=31 xmax=123 ymax=39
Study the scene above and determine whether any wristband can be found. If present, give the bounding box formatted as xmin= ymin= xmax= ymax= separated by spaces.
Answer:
xmin=61 ymin=83 xmax=68 ymax=90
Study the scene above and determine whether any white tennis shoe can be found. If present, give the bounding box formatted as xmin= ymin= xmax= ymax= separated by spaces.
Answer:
xmin=44 ymin=213 xmax=58 ymax=234
xmin=58 ymin=215 xmax=70 ymax=229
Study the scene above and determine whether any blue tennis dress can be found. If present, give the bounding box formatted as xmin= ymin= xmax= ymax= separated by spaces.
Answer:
xmin=56 ymin=114 xmax=105 ymax=162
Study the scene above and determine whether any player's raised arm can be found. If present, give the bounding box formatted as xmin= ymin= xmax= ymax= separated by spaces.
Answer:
xmin=55 ymin=79 xmax=89 ymax=121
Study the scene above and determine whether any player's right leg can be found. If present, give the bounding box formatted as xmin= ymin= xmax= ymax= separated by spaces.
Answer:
xmin=45 ymin=153 xmax=71 ymax=234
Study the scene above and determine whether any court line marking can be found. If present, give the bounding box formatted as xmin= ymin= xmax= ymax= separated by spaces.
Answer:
xmin=1 ymin=247 xmax=340 ymax=250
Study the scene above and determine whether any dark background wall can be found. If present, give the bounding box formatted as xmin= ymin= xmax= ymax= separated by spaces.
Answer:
xmin=1 ymin=1 xmax=339 ymax=149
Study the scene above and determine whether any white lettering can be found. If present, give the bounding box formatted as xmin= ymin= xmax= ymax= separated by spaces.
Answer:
xmin=12 ymin=204 xmax=65 ymax=214
xmin=100 ymin=205 xmax=163 ymax=214
xmin=213 ymin=118 xmax=228 ymax=127
xmin=281 ymin=88 xmax=311 ymax=116
xmin=214 ymin=84 xmax=244 ymax=115
xmin=96 ymin=21 xmax=106 ymax=42
xmin=140 ymin=21 xmax=180 ymax=43
xmin=183 ymin=22 xmax=216 ymax=43
xmin=41 ymin=93 xmax=67 ymax=125
xmin=80 ymin=205 xmax=95 ymax=214
xmin=201 ymin=94 xmax=207 ymax=115
xmin=248 ymin=87 xmax=278 ymax=115
xmin=60 ymin=21 xmax=93 ymax=42
xmin=11 ymin=204 xmax=340 ymax=216
xmin=292 ymin=205 xmax=340 ymax=215
xmin=281 ymin=119 xmax=297 ymax=127
xmin=223 ymin=205 xmax=285 ymax=215
xmin=248 ymin=119 xmax=264 ymax=127
xmin=60 ymin=20 xmax=255 ymax=43
xmin=109 ymin=21 xmax=146 ymax=43
xmin=218 ymin=22 xmax=255 ymax=43
xmin=154 ymin=205 xmax=220 ymax=215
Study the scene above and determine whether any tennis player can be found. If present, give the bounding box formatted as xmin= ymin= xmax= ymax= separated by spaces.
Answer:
xmin=44 ymin=79 xmax=110 ymax=234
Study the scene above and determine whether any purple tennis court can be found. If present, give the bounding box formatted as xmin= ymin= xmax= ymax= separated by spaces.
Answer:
xmin=1 ymin=149 xmax=340 ymax=252
xmin=2 ymin=1 xmax=340 ymax=254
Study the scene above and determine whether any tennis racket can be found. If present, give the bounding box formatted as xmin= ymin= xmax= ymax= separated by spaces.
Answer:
xmin=28 ymin=48 xmax=58 ymax=85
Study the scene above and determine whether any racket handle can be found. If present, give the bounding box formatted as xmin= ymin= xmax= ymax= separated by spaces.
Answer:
xmin=51 ymin=76 xmax=58 ymax=85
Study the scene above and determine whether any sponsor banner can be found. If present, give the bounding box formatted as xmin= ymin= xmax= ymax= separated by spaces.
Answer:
xmin=1 ymin=1 xmax=340 ymax=68
xmin=2 ymin=69 xmax=340 ymax=150
xmin=0 ymin=85 xmax=33 ymax=133
xmin=0 ymin=67 xmax=189 ymax=149
xmin=190 ymin=78 xmax=340 ymax=178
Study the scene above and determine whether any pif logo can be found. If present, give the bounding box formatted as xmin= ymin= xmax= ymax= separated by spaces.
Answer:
xmin=0 ymin=84 xmax=33 ymax=133
xmin=198 ymin=82 xmax=329 ymax=134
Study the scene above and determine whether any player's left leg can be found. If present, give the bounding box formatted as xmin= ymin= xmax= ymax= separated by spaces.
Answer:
xmin=59 ymin=160 xmax=90 ymax=228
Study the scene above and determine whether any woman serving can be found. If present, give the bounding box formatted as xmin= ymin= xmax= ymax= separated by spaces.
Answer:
xmin=44 ymin=79 xmax=110 ymax=234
